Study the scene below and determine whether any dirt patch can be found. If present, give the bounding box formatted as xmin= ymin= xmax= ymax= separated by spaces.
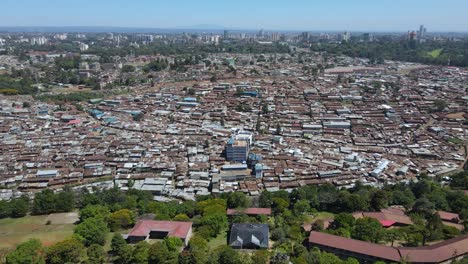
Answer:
xmin=45 ymin=212 xmax=79 ymax=225
xmin=446 ymin=112 xmax=465 ymax=120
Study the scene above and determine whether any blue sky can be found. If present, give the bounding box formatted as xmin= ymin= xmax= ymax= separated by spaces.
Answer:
xmin=2 ymin=0 xmax=468 ymax=31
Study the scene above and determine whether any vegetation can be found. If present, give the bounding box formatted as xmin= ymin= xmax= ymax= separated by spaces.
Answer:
xmin=3 ymin=172 xmax=468 ymax=263
xmin=35 ymin=91 xmax=105 ymax=103
xmin=0 ymin=75 xmax=37 ymax=95
xmin=310 ymin=39 xmax=468 ymax=67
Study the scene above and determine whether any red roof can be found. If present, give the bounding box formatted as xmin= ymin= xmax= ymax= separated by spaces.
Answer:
xmin=380 ymin=220 xmax=396 ymax=227
xmin=226 ymin=208 xmax=272 ymax=216
xmin=354 ymin=211 xmax=413 ymax=226
xmin=127 ymin=220 xmax=192 ymax=239
xmin=67 ymin=119 xmax=81 ymax=125
xmin=437 ymin=211 xmax=460 ymax=222
xmin=309 ymin=231 xmax=468 ymax=263
xmin=308 ymin=231 xmax=401 ymax=262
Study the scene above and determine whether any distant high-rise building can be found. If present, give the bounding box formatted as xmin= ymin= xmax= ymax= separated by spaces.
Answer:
xmin=340 ymin=31 xmax=351 ymax=42
xmin=301 ymin=32 xmax=310 ymax=42
xmin=30 ymin=36 xmax=47 ymax=45
xmin=224 ymin=30 xmax=229 ymax=39
xmin=418 ymin=25 xmax=427 ymax=38
xmin=271 ymin=32 xmax=280 ymax=42
xmin=79 ymin=42 xmax=89 ymax=52
xmin=54 ymin=34 xmax=67 ymax=40
xmin=258 ymin=29 xmax=265 ymax=38
xmin=408 ymin=31 xmax=417 ymax=41
xmin=362 ymin=33 xmax=374 ymax=42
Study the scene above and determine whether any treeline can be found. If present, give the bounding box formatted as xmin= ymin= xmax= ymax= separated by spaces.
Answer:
xmin=311 ymin=39 xmax=468 ymax=67
xmin=85 ymin=42 xmax=289 ymax=59
xmin=3 ymin=172 xmax=468 ymax=264
xmin=34 ymin=91 xmax=104 ymax=103
xmin=142 ymin=58 xmax=169 ymax=73
xmin=0 ymin=75 xmax=37 ymax=95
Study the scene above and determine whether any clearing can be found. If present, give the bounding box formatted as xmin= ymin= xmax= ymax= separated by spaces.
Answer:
xmin=0 ymin=213 xmax=77 ymax=249
xmin=427 ymin=48 xmax=443 ymax=58
xmin=207 ymin=229 xmax=228 ymax=250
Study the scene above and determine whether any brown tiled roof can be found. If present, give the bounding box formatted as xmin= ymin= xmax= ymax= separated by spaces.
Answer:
xmin=308 ymin=231 xmax=401 ymax=262
xmin=127 ymin=220 xmax=192 ymax=239
xmin=308 ymin=231 xmax=468 ymax=264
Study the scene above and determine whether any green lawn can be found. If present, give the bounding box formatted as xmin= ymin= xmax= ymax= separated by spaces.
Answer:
xmin=427 ymin=48 xmax=443 ymax=58
xmin=0 ymin=215 xmax=75 ymax=249
xmin=304 ymin=211 xmax=335 ymax=224
xmin=448 ymin=137 xmax=464 ymax=145
xmin=207 ymin=229 xmax=228 ymax=250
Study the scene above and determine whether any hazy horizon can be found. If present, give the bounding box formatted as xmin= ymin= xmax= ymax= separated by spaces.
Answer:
xmin=2 ymin=0 xmax=468 ymax=32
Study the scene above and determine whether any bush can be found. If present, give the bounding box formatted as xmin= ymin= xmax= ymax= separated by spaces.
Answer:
xmin=108 ymin=209 xmax=135 ymax=231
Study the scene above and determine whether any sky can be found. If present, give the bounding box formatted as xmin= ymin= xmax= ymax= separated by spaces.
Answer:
xmin=1 ymin=0 xmax=468 ymax=32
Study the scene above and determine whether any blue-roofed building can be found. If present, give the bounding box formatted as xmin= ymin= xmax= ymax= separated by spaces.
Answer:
xmin=184 ymin=97 xmax=197 ymax=102
xmin=242 ymin=91 xmax=259 ymax=97
xmin=89 ymin=109 xmax=105 ymax=118
xmin=103 ymin=117 xmax=119 ymax=124
xmin=255 ymin=164 xmax=264 ymax=179
xmin=248 ymin=153 xmax=262 ymax=168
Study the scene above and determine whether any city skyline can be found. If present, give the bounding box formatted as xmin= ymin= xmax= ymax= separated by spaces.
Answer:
xmin=1 ymin=0 xmax=468 ymax=32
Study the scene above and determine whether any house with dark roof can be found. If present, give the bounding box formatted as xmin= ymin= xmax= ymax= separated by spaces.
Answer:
xmin=229 ymin=223 xmax=269 ymax=249
xmin=125 ymin=220 xmax=193 ymax=245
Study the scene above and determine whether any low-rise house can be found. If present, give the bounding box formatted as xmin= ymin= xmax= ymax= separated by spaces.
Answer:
xmin=125 ymin=220 xmax=193 ymax=245
xmin=229 ymin=223 xmax=269 ymax=249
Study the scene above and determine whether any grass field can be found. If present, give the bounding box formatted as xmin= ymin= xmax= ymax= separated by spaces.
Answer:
xmin=0 ymin=215 xmax=75 ymax=249
xmin=428 ymin=48 xmax=443 ymax=58
xmin=207 ymin=229 xmax=228 ymax=250
xmin=304 ymin=211 xmax=335 ymax=224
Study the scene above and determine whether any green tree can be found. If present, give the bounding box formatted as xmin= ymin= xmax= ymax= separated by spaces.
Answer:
xmin=80 ymin=204 xmax=111 ymax=222
xmin=215 ymin=246 xmax=242 ymax=264
xmin=32 ymin=189 xmax=56 ymax=215
xmin=251 ymin=250 xmax=269 ymax=264
xmin=352 ymin=217 xmax=385 ymax=243
xmin=46 ymin=238 xmax=85 ymax=264
xmin=384 ymin=229 xmax=402 ymax=247
xmin=108 ymin=209 xmax=135 ymax=231
xmin=412 ymin=197 xmax=435 ymax=215
xmin=163 ymin=237 xmax=183 ymax=252
xmin=173 ymin=214 xmax=190 ymax=221
xmin=148 ymin=242 xmax=178 ymax=264
xmin=6 ymin=239 xmax=45 ymax=264
xmin=132 ymin=241 xmax=150 ymax=264
xmin=227 ymin=192 xmax=249 ymax=209
xmin=114 ymin=244 xmax=134 ymax=264
xmin=9 ymin=197 xmax=29 ymax=218
xmin=432 ymin=99 xmax=447 ymax=112
xmin=55 ymin=189 xmax=75 ymax=212
xmin=272 ymin=198 xmax=289 ymax=214
xmin=121 ymin=65 xmax=136 ymax=73
xmin=74 ymin=217 xmax=108 ymax=246
xmin=370 ymin=190 xmax=388 ymax=211
xmin=330 ymin=213 xmax=355 ymax=230
xmin=85 ymin=244 xmax=105 ymax=264
xmin=293 ymin=200 xmax=311 ymax=214
xmin=187 ymin=236 xmax=208 ymax=264
xmin=110 ymin=233 xmax=127 ymax=254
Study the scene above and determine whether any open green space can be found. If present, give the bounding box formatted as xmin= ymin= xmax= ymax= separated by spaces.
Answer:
xmin=207 ymin=229 xmax=228 ymax=250
xmin=304 ymin=211 xmax=335 ymax=224
xmin=427 ymin=48 xmax=443 ymax=58
xmin=0 ymin=215 xmax=75 ymax=249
